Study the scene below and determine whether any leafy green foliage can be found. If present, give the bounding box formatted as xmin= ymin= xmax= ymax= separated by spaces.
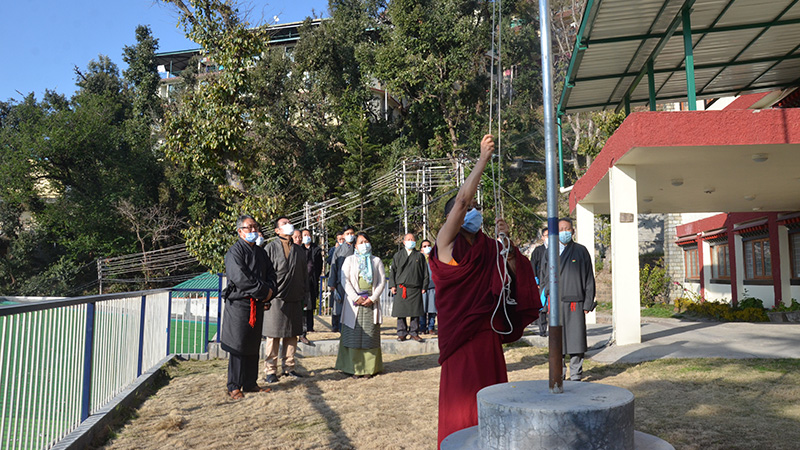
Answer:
xmin=640 ymin=259 xmax=671 ymax=307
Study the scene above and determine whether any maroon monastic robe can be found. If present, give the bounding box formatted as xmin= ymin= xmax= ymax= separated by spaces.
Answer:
xmin=430 ymin=230 xmax=540 ymax=447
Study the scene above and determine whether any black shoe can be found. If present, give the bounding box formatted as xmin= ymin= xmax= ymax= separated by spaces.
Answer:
xmin=265 ymin=373 xmax=279 ymax=384
xmin=286 ymin=370 xmax=304 ymax=379
xmin=411 ymin=335 xmax=425 ymax=343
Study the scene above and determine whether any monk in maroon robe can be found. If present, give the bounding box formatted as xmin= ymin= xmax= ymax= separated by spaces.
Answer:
xmin=431 ymin=134 xmax=540 ymax=447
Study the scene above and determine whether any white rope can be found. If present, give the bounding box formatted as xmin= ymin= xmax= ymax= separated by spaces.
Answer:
xmin=489 ymin=0 xmax=515 ymax=336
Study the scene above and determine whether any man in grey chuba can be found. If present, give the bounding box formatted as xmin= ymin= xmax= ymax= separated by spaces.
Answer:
xmin=328 ymin=225 xmax=356 ymax=333
xmin=262 ymin=216 xmax=308 ymax=383
xmin=390 ymin=233 xmax=429 ymax=342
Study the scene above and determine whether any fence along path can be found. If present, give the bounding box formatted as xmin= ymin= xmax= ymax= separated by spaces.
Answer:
xmin=0 ymin=288 xmax=216 ymax=450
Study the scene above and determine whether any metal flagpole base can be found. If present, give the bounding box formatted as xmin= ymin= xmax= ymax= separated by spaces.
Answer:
xmin=548 ymin=325 xmax=563 ymax=393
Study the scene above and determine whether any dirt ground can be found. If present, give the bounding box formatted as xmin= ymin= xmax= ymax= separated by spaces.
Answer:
xmin=101 ymin=325 xmax=800 ymax=450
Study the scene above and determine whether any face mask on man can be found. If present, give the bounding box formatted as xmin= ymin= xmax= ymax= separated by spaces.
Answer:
xmin=422 ymin=246 xmax=432 ymax=255
xmin=404 ymin=240 xmax=416 ymax=250
xmin=280 ymin=223 xmax=295 ymax=236
xmin=244 ymin=232 xmax=258 ymax=243
xmin=462 ymin=208 xmax=483 ymax=233
xmin=255 ymin=236 xmax=265 ymax=246
xmin=357 ymin=243 xmax=372 ymax=254
xmin=559 ymin=230 xmax=573 ymax=244
xmin=302 ymin=235 xmax=312 ymax=245
xmin=345 ymin=234 xmax=355 ymax=243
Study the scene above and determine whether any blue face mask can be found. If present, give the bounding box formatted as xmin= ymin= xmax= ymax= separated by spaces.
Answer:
xmin=404 ymin=240 xmax=416 ymax=250
xmin=244 ymin=232 xmax=258 ymax=243
xmin=462 ymin=208 xmax=483 ymax=233
xmin=559 ymin=230 xmax=573 ymax=244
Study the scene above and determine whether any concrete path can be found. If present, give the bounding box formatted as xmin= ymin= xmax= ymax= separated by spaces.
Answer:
xmin=586 ymin=317 xmax=800 ymax=363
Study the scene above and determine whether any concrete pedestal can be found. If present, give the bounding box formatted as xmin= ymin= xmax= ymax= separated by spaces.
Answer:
xmin=441 ymin=380 xmax=673 ymax=450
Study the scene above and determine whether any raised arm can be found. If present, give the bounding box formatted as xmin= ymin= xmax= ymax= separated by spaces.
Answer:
xmin=437 ymin=134 xmax=495 ymax=263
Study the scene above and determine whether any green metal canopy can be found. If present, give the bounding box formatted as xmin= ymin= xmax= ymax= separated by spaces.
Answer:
xmin=558 ymin=0 xmax=800 ymax=114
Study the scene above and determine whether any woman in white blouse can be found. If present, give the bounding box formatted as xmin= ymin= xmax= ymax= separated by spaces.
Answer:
xmin=334 ymin=231 xmax=385 ymax=378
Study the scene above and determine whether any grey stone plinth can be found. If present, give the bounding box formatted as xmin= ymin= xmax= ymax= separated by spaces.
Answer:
xmin=442 ymin=427 xmax=673 ymax=450
xmin=479 ymin=380 xmax=635 ymax=450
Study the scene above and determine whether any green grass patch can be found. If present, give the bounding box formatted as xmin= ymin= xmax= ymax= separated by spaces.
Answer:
xmin=641 ymin=303 xmax=679 ymax=318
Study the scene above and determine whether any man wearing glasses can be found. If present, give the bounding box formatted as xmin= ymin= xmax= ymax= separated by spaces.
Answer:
xmin=221 ymin=215 xmax=277 ymax=399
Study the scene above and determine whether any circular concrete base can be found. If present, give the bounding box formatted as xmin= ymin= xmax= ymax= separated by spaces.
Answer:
xmin=442 ymin=427 xmax=674 ymax=450
xmin=441 ymin=380 xmax=672 ymax=450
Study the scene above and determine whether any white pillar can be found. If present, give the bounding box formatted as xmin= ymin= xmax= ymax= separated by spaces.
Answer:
xmin=778 ymin=225 xmax=791 ymax=307
xmin=609 ymin=165 xmax=641 ymax=346
xmin=734 ymin=234 xmax=745 ymax=303
xmin=576 ymin=203 xmax=597 ymax=325
xmin=701 ymin=239 xmax=712 ymax=301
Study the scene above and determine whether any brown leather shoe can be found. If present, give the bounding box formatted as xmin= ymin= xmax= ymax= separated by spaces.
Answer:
xmin=299 ymin=336 xmax=311 ymax=345
xmin=411 ymin=335 xmax=424 ymax=342
xmin=397 ymin=335 xmax=409 ymax=341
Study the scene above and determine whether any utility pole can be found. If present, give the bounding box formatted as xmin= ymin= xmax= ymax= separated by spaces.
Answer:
xmin=422 ymin=165 xmax=428 ymax=240
xmin=97 ymin=258 xmax=103 ymax=295
xmin=402 ymin=159 xmax=408 ymax=234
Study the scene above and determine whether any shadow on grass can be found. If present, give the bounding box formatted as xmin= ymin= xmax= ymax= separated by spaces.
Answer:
xmin=382 ymin=353 xmax=440 ymax=374
xmin=302 ymin=377 xmax=355 ymax=448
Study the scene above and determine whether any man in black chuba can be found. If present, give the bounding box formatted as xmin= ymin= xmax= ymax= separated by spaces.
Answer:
xmin=221 ymin=215 xmax=276 ymax=399
xmin=328 ymin=225 xmax=356 ymax=332
xmin=541 ymin=218 xmax=596 ymax=381
xmin=390 ymin=233 xmax=429 ymax=342
xmin=530 ymin=227 xmax=549 ymax=336
xmin=299 ymin=228 xmax=323 ymax=345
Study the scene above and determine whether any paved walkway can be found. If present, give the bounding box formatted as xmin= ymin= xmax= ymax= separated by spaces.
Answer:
xmin=584 ymin=316 xmax=800 ymax=363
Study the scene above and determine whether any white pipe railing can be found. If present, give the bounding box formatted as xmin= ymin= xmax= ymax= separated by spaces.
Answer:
xmin=1 ymin=271 xmax=402 ymax=449
xmin=0 ymin=285 xmax=220 ymax=450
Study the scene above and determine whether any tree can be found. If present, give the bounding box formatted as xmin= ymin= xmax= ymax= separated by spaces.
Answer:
xmin=123 ymin=25 xmax=163 ymax=120
xmin=374 ymin=0 xmax=492 ymax=156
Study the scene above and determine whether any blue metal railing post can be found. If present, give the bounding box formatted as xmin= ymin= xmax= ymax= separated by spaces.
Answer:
xmin=217 ymin=273 xmax=223 ymax=343
xmin=166 ymin=291 xmax=172 ymax=356
xmin=204 ymin=290 xmax=211 ymax=352
xmin=319 ymin=275 xmax=325 ymax=314
xmin=80 ymin=301 xmax=96 ymax=421
xmin=137 ymin=295 xmax=146 ymax=377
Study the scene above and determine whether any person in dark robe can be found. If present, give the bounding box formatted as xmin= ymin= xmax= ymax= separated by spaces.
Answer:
xmin=530 ymin=227 xmax=549 ymax=336
xmin=222 ymin=215 xmax=277 ymax=400
xmin=541 ymin=217 xmax=596 ymax=381
xmin=429 ymin=134 xmax=540 ymax=448
xmin=327 ymin=232 xmax=343 ymax=265
xmin=328 ymin=225 xmax=356 ymax=332
xmin=419 ymin=239 xmax=437 ymax=334
xmin=299 ymin=228 xmax=323 ymax=345
xmin=262 ymin=216 xmax=309 ymax=383
xmin=390 ymin=233 xmax=429 ymax=342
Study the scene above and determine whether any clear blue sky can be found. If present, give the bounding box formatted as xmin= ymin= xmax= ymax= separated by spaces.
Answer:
xmin=0 ymin=0 xmax=329 ymax=102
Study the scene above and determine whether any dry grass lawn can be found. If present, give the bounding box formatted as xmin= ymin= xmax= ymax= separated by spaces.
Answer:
xmin=100 ymin=339 xmax=800 ymax=449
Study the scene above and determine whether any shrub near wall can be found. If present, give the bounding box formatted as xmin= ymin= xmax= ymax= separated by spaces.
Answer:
xmin=685 ymin=297 xmax=769 ymax=322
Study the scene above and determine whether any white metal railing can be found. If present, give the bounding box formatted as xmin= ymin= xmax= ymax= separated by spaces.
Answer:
xmin=0 ymin=289 xmax=183 ymax=450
